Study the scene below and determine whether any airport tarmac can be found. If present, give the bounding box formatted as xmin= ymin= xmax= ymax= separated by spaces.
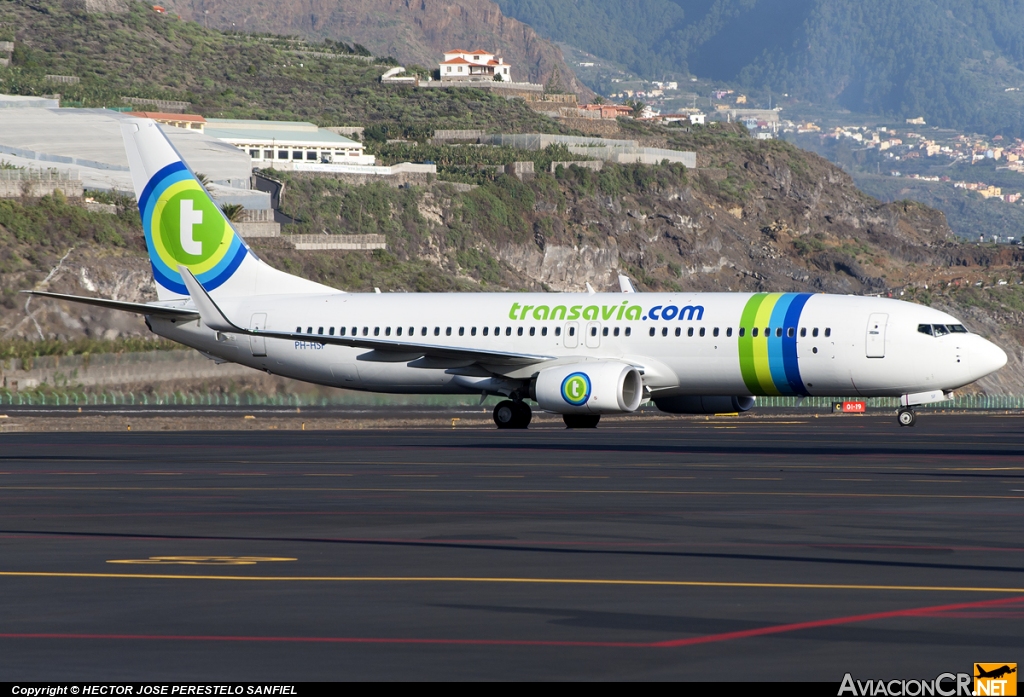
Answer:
xmin=0 ymin=413 xmax=1021 ymax=680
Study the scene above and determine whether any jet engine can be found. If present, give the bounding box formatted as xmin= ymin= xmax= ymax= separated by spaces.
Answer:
xmin=653 ymin=395 xmax=755 ymax=414
xmin=533 ymin=362 xmax=644 ymax=414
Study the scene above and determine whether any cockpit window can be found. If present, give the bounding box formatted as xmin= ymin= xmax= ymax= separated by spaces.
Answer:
xmin=920 ymin=323 xmax=968 ymax=336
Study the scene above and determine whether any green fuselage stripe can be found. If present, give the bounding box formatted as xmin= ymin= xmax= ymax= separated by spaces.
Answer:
xmin=752 ymin=293 xmax=783 ymax=395
xmin=738 ymin=294 xmax=767 ymax=394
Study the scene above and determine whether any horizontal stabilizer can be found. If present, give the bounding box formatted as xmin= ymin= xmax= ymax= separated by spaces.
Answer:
xmin=21 ymin=290 xmax=199 ymax=320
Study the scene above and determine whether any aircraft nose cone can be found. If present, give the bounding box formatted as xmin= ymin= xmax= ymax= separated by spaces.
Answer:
xmin=973 ymin=338 xmax=1007 ymax=378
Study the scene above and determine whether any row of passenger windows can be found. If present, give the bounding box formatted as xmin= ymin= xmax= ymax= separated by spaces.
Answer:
xmin=295 ymin=325 xmax=624 ymax=338
xmin=918 ymin=324 xmax=967 ymax=336
xmin=295 ymin=325 xmax=832 ymax=339
xmin=647 ymin=326 xmax=831 ymax=338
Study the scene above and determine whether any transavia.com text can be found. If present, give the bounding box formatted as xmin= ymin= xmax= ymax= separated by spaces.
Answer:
xmin=839 ymin=673 xmax=973 ymax=696
xmin=11 ymin=687 xmax=297 ymax=696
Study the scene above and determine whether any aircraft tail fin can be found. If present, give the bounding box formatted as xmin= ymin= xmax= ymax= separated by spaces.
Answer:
xmin=120 ymin=118 xmax=333 ymax=301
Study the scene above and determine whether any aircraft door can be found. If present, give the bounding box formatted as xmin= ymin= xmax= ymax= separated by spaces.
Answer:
xmin=866 ymin=313 xmax=888 ymax=358
xmin=249 ymin=313 xmax=268 ymax=357
xmin=586 ymin=322 xmax=601 ymax=348
xmin=564 ymin=322 xmax=579 ymax=349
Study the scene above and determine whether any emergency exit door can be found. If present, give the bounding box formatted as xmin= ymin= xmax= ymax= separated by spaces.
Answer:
xmin=866 ymin=313 xmax=887 ymax=358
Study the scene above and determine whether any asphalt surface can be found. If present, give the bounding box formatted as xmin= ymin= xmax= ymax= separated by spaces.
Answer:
xmin=0 ymin=413 xmax=1022 ymax=680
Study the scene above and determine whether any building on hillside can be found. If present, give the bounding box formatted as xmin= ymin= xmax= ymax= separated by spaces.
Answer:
xmin=203 ymin=119 xmax=374 ymax=166
xmin=440 ymin=49 xmax=511 ymax=82
xmin=127 ymin=112 xmax=206 ymax=132
xmin=579 ymin=104 xmax=633 ymax=119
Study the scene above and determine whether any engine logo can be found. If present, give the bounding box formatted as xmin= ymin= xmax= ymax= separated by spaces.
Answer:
xmin=561 ymin=372 xmax=592 ymax=406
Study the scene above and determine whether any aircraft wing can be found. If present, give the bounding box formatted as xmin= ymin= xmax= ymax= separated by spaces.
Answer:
xmin=176 ymin=267 xmax=553 ymax=367
xmin=21 ymin=290 xmax=200 ymax=320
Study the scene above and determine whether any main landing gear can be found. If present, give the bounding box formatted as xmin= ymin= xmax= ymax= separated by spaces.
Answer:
xmin=493 ymin=399 xmax=532 ymax=429
xmin=897 ymin=407 xmax=917 ymax=427
xmin=563 ymin=414 xmax=601 ymax=429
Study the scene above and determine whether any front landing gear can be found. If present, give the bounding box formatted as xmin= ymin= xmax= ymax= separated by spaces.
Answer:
xmin=897 ymin=407 xmax=917 ymax=427
xmin=493 ymin=400 xmax=532 ymax=429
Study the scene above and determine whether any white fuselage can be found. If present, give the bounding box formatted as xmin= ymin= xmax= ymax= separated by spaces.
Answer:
xmin=148 ymin=291 xmax=1005 ymax=399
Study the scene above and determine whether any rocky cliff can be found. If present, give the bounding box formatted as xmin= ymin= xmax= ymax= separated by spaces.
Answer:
xmin=166 ymin=0 xmax=591 ymax=98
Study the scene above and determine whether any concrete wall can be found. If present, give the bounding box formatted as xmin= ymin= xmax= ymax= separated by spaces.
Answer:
xmin=0 ymin=178 xmax=84 ymax=199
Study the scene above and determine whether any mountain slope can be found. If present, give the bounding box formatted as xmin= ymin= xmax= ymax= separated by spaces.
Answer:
xmin=498 ymin=0 xmax=1024 ymax=137
xmin=163 ymin=0 xmax=591 ymax=98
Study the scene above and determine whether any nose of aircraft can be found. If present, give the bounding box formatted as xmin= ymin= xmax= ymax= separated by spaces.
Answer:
xmin=972 ymin=337 xmax=1008 ymax=379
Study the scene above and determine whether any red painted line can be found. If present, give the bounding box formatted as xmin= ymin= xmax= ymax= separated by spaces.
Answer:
xmin=652 ymin=594 xmax=1024 ymax=647
xmin=1 ymin=595 xmax=1020 ymax=649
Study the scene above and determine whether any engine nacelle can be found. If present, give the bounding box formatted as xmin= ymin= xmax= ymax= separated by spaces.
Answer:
xmin=533 ymin=362 xmax=644 ymax=414
xmin=653 ymin=395 xmax=755 ymax=414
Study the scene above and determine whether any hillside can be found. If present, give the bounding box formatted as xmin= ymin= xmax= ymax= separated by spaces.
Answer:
xmin=163 ymin=0 xmax=592 ymax=99
xmin=0 ymin=0 xmax=566 ymax=136
xmin=5 ymin=124 xmax=1024 ymax=394
xmin=498 ymin=0 xmax=1024 ymax=138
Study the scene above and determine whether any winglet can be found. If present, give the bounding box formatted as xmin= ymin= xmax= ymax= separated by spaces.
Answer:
xmin=618 ymin=274 xmax=637 ymax=293
xmin=177 ymin=265 xmax=239 ymax=332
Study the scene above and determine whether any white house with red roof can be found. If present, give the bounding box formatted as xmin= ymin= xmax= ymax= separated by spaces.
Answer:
xmin=440 ymin=49 xmax=511 ymax=82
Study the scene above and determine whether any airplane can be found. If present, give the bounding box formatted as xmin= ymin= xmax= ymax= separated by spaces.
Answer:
xmin=24 ymin=118 xmax=1008 ymax=429
xmin=976 ymin=666 xmax=1017 ymax=680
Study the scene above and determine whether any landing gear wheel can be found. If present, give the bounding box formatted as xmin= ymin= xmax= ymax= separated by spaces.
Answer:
xmin=563 ymin=414 xmax=600 ymax=429
xmin=897 ymin=408 xmax=917 ymax=427
xmin=493 ymin=400 xmax=532 ymax=429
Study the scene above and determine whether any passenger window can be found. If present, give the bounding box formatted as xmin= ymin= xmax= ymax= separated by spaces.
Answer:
xmin=824 ymin=328 xmax=831 ymax=337
xmin=529 ymin=327 xmax=535 ymax=336
xmin=590 ymin=327 xmax=597 ymax=336
xmin=329 ymin=327 xmax=335 ymax=336
xmin=340 ymin=327 xmax=346 ymax=336
xmin=363 ymin=327 xmax=368 ymax=336
xmin=812 ymin=328 xmax=819 ymax=338
xmin=775 ymin=327 xmax=781 ymax=338
xmin=752 ymin=328 xmax=759 ymax=337
xmin=352 ymin=327 xmax=358 ymax=336
xmin=649 ymin=327 xmax=656 ymax=337
xmin=421 ymin=327 xmax=427 ymax=336
xmin=739 ymin=327 xmax=745 ymax=337
xmin=787 ymin=327 xmax=794 ymax=338
xmin=395 ymin=327 xmax=401 ymax=336
xmin=318 ymin=327 xmax=324 ymax=335
xmin=726 ymin=327 xmax=733 ymax=337
xmin=688 ymin=327 xmax=694 ymax=337
xmin=495 ymin=327 xmax=500 ymax=335
xmin=625 ymin=327 xmax=631 ymax=337
xmin=434 ymin=327 xmax=440 ymax=336
xmin=615 ymin=327 xmax=621 ymax=337
xmin=471 ymin=327 xmax=477 ymax=336
xmin=541 ymin=327 xmax=548 ymax=336
xmin=446 ymin=327 xmax=452 ymax=336
xmin=296 ymin=326 xmax=301 ymax=333
xmin=518 ymin=327 xmax=524 ymax=336
xmin=700 ymin=327 xmax=706 ymax=337
xmin=409 ymin=327 xmax=414 ymax=336
xmin=765 ymin=327 xmax=770 ymax=337
xmin=307 ymin=326 xmax=313 ymax=334
xmin=506 ymin=327 xmax=512 ymax=336
xmin=385 ymin=327 xmax=391 ymax=336
xmin=483 ymin=327 xmax=488 ymax=336
xmin=662 ymin=327 xmax=668 ymax=337
xmin=602 ymin=327 xmax=609 ymax=336
xmin=800 ymin=327 xmax=806 ymax=337
xmin=675 ymin=327 xmax=681 ymax=337
xmin=568 ymin=327 xmax=575 ymax=336
xmin=458 ymin=327 xmax=464 ymax=336
xmin=555 ymin=327 xmax=561 ymax=336
xmin=713 ymin=327 xmax=720 ymax=337
xmin=374 ymin=327 xmax=380 ymax=336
